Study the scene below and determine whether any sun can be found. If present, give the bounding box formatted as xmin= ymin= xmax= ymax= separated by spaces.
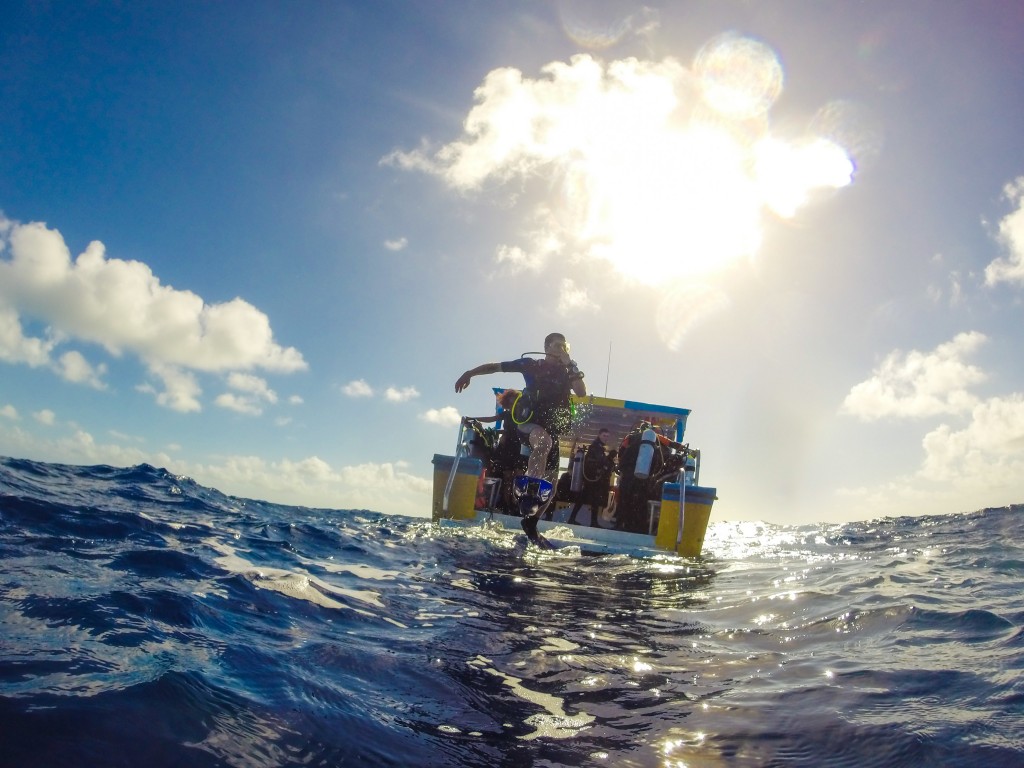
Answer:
xmin=562 ymin=123 xmax=766 ymax=284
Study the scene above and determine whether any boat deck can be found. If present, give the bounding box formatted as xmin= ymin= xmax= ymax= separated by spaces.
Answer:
xmin=440 ymin=504 xmax=696 ymax=558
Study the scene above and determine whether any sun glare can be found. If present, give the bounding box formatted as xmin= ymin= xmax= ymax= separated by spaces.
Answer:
xmin=396 ymin=33 xmax=858 ymax=292
xmin=567 ymin=124 xmax=765 ymax=283
xmin=552 ymin=36 xmax=854 ymax=286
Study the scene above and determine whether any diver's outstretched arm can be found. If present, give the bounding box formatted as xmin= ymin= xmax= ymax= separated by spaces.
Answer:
xmin=455 ymin=362 xmax=502 ymax=393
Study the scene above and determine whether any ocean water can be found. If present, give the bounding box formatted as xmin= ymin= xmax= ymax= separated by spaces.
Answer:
xmin=1 ymin=457 xmax=1022 ymax=767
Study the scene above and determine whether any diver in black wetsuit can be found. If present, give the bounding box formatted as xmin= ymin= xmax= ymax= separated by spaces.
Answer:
xmin=567 ymin=429 xmax=615 ymax=526
xmin=454 ymin=332 xmax=586 ymax=543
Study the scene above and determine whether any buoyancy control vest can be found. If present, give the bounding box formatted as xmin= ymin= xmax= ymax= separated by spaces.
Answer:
xmin=509 ymin=358 xmax=578 ymax=435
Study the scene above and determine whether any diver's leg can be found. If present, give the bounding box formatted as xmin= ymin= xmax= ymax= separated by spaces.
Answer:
xmin=514 ymin=425 xmax=558 ymax=541
xmin=526 ymin=426 xmax=552 ymax=479
xmin=567 ymin=496 xmax=583 ymax=525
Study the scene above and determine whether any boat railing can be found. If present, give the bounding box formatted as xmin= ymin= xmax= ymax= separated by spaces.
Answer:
xmin=441 ymin=419 xmax=473 ymax=516
xmin=676 ymin=467 xmax=687 ymax=549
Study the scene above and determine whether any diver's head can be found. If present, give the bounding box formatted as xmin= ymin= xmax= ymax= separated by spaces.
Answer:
xmin=544 ymin=332 xmax=570 ymax=362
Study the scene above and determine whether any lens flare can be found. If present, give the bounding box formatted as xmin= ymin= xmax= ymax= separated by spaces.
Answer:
xmin=810 ymin=99 xmax=884 ymax=174
xmin=695 ymin=33 xmax=784 ymax=120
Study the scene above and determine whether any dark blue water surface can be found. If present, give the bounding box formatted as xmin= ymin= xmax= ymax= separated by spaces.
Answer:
xmin=1 ymin=456 xmax=1022 ymax=767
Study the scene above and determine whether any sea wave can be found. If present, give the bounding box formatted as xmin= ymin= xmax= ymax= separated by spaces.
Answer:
xmin=1 ymin=457 xmax=1022 ymax=766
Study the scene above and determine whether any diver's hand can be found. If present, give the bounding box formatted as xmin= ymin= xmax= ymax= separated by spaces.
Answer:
xmin=455 ymin=371 xmax=472 ymax=392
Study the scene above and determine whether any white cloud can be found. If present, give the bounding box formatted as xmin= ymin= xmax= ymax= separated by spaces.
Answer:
xmin=919 ymin=394 xmax=1024 ymax=482
xmin=386 ymin=55 xmax=686 ymax=191
xmin=142 ymin=363 xmax=202 ymax=413
xmin=927 ymin=270 xmax=963 ymax=308
xmin=384 ymin=237 xmax=408 ymax=252
xmin=837 ymin=392 xmax=1024 ymax=517
xmin=384 ymin=385 xmax=420 ymax=403
xmin=342 ymin=379 xmax=374 ymax=397
xmin=55 ymin=350 xmax=107 ymax=389
xmin=0 ymin=219 xmax=307 ymax=409
xmin=288 ymin=395 xmax=304 ymax=405
xmin=495 ymin=227 xmax=563 ymax=274
xmin=386 ymin=45 xmax=853 ymax=285
xmin=0 ymin=420 xmax=432 ymax=517
xmin=108 ymin=429 xmax=144 ymax=443
xmin=840 ymin=332 xmax=987 ymax=421
xmin=189 ymin=454 xmax=431 ymax=516
xmin=984 ymin=177 xmax=1024 ymax=286
xmin=33 ymin=409 xmax=56 ymax=426
xmin=1 ymin=305 xmax=106 ymax=388
xmin=0 ymin=419 xmax=173 ymax=474
xmin=341 ymin=380 xmax=420 ymax=403
xmin=0 ymin=305 xmax=54 ymax=366
xmin=1 ymin=404 xmax=18 ymax=420
xmin=226 ymin=372 xmax=277 ymax=400
xmin=215 ymin=393 xmax=262 ymax=415
xmin=215 ymin=372 xmax=279 ymax=415
xmin=496 ymin=245 xmax=539 ymax=272
xmin=557 ymin=278 xmax=598 ymax=315
xmin=420 ymin=406 xmax=462 ymax=427
xmin=560 ymin=4 xmax=660 ymax=50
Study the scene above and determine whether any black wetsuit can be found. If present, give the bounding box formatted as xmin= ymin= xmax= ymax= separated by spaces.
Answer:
xmin=567 ymin=437 xmax=614 ymax=526
xmin=500 ymin=357 xmax=576 ymax=440
xmin=500 ymin=356 xmax=579 ymax=541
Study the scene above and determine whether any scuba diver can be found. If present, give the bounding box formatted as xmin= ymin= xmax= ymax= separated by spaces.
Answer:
xmin=454 ymin=332 xmax=586 ymax=545
xmin=566 ymin=428 xmax=615 ymax=527
xmin=616 ymin=422 xmax=690 ymax=532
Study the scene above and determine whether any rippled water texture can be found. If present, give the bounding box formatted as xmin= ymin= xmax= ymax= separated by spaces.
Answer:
xmin=1 ymin=457 xmax=1022 ymax=766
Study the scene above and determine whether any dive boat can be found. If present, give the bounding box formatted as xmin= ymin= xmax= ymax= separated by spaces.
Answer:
xmin=431 ymin=390 xmax=717 ymax=558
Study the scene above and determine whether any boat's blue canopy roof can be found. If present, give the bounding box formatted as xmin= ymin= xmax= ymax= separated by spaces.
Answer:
xmin=491 ymin=389 xmax=692 ymax=453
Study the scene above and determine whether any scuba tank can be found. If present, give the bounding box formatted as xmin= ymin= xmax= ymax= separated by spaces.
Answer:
xmin=570 ymin=446 xmax=585 ymax=492
xmin=633 ymin=428 xmax=658 ymax=480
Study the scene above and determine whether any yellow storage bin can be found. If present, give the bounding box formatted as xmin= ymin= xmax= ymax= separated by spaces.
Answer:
xmin=655 ymin=483 xmax=717 ymax=557
xmin=431 ymin=454 xmax=483 ymax=522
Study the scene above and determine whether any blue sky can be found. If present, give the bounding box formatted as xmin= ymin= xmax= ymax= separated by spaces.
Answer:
xmin=2 ymin=1 xmax=1024 ymax=523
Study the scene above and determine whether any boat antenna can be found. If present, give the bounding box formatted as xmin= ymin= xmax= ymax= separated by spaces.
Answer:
xmin=604 ymin=341 xmax=611 ymax=397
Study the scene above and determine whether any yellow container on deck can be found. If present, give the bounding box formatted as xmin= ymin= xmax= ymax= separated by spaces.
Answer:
xmin=431 ymin=454 xmax=483 ymax=522
xmin=655 ymin=483 xmax=717 ymax=557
